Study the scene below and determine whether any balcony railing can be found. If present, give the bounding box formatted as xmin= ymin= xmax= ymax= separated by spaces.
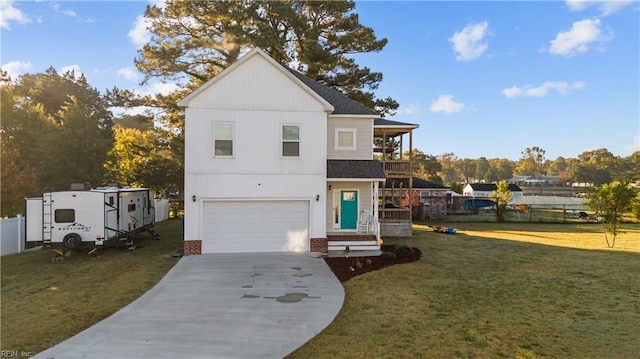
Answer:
xmin=382 ymin=160 xmax=411 ymax=177
xmin=379 ymin=208 xmax=412 ymax=223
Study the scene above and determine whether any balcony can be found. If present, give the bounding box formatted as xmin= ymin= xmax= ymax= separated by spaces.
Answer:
xmin=382 ymin=160 xmax=411 ymax=177
xmin=379 ymin=208 xmax=411 ymax=223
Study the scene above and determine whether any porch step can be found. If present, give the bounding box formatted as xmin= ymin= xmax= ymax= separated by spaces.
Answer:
xmin=328 ymin=240 xmax=378 ymax=247
xmin=327 ymin=234 xmax=376 ymax=241
xmin=328 ymin=244 xmax=381 ymax=252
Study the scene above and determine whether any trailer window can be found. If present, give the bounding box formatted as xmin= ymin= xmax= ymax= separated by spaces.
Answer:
xmin=55 ymin=209 xmax=75 ymax=223
xmin=128 ymin=204 xmax=136 ymax=212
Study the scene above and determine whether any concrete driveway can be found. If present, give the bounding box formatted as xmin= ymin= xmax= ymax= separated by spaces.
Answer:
xmin=35 ymin=253 xmax=344 ymax=359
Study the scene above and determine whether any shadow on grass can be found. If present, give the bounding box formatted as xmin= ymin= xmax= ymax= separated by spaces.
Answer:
xmin=289 ymin=223 xmax=640 ymax=359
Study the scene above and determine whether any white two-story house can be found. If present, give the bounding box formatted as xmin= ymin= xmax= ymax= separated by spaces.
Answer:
xmin=178 ymin=48 xmax=417 ymax=255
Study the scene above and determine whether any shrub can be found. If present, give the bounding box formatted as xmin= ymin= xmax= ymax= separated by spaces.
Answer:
xmin=395 ymin=245 xmax=414 ymax=258
xmin=381 ymin=251 xmax=397 ymax=260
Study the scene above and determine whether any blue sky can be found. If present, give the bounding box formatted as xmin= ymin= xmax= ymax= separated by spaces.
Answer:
xmin=2 ymin=0 xmax=639 ymax=161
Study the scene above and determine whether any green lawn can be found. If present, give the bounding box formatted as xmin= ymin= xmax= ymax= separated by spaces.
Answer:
xmin=3 ymin=220 xmax=639 ymax=358
xmin=0 ymin=219 xmax=183 ymax=355
xmin=288 ymin=222 xmax=640 ymax=359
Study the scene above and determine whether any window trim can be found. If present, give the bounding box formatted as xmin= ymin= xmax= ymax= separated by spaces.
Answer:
xmin=335 ymin=128 xmax=357 ymax=150
xmin=213 ymin=122 xmax=234 ymax=157
xmin=281 ymin=124 xmax=300 ymax=158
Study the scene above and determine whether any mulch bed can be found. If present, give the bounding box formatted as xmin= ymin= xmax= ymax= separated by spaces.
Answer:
xmin=323 ymin=245 xmax=422 ymax=282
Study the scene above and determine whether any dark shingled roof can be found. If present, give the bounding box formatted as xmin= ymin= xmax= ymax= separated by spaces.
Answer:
xmin=327 ymin=160 xmax=386 ymax=179
xmin=282 ymin=65 xmax=379 ymax=116
xmin=468 ymin=183 xmax=523 ymax=192
xmin=374 ymin=118 xmax=419 ymax=127
xmin=385 ymin=177 xmax=448 ymax=189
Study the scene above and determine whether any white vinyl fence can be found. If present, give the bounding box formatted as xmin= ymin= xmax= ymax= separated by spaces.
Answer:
xmin=1 ymin=199 xmax=169 ymax=257
xmin=1 ymin=215 xmax=25 ymax=256
xmin=154 ymin=199 xmax=170 ymax=222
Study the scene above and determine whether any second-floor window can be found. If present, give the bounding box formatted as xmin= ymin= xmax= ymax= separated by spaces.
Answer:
xmin=336 ymin=128 xmax=356 ymax=150
xmin=214 ymin=122 xmax=233 ymax=156
xmin=282 ymin=125 xmax=300 ymax=157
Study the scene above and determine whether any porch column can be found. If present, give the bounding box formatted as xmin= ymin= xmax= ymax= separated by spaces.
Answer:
xmin=373 ymin=181 xmax=379 ymax=220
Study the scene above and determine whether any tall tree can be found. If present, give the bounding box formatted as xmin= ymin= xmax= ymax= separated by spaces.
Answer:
xmin=406 ymin=150 xmax=442 ymax=184
xmin=475 ymin=157 xmax=490 ymax=181
xmin=488 ymin=158 xmax=514 ymax=181
xmin=456 ymin=158 xmax=476 ymax=183
xmin=1 ymin=68 xmax=114 ymax=191
xmin=585 ymin=181 xmax=636 ymax=248
xmin=437 ymin=152 xmax=459 ymax=184
xmin=515 ymin=146 xmax=546 ymax=176
xmin=0 ymin=140 xmax=40 ymax=216
xmin=620 ymin=151 xmax=640 ymax=182
xmin=135 ymin=0 xmax=397 ymax=116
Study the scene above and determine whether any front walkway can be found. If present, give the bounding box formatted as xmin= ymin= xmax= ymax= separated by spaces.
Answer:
xmin=34 ymin=253 xmax=344 ymax=359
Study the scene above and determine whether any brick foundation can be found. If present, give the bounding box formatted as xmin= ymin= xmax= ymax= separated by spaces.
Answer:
xmin=183 ymin=240 xmax=202 ymax=255
xmin=310 ymin=238 xmax=328 ymax=253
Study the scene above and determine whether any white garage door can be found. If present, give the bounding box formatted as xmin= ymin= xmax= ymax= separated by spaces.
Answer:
xmin=203 ymin=200 xmax=309 ymax=253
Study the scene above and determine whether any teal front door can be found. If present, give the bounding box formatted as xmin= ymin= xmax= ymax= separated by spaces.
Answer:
xmin=340 ymin=190 xmax=358 ymax=229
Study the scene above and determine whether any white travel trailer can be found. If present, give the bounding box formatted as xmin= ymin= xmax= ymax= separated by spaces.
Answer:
xmin=26 ymin=187 xmax=159 ymax=250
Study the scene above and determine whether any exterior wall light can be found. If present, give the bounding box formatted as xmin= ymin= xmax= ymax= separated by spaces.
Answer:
xmin=316 ymin=194 xmax=320 ymax=201
xmin=192 ymin=195 xmax=196 ymax=202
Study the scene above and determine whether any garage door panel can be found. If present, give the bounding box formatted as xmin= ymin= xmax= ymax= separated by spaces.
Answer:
xmin=203 ymin=201 xmax=309 ymax=253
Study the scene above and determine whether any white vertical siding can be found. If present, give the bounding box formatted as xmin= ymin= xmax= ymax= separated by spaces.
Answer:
xmin=183 ymin=52 xmax=329 ymax=246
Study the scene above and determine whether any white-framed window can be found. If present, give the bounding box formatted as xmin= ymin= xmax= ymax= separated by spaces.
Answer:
xmin=335 ymin=128 xmax=356 ymax=150
xmin=282 ymin=125 xmax=300 ymax=157
xmin=214 ymin=122 xmax=233 ymax=156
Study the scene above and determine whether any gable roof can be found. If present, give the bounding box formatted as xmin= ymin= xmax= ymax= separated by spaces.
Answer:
xmin=177 ymin=48 xmax=333 ymax=112
xmin=466 ymin=183 xmax=523 ymax=192
xmin=327 ymin=160 xmax=386 ymax=180
xmin=178 ymin=48 xmax=379 ymax=117
xmin=282 ymin=66 xmax=379 ymax=116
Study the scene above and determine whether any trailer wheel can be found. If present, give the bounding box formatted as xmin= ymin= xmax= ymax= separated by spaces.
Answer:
xmin=63 ymin=233 xmax=83 ymax=250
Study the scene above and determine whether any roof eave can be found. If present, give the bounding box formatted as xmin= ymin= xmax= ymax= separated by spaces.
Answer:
xmin=327 ymin=178 xmax=386 ymax=182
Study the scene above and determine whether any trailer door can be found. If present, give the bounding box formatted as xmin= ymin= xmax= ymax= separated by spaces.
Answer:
xmin=104 ymin=193 xmax=119 ymax=239
xmin=26 ymin=198 xmax=43 ymax=242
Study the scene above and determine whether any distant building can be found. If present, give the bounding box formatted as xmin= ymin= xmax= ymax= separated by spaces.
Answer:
xmin=508 ymin=175 xmax=565 ymax=186
xmin=463 ymin=183 xmax=524 ymax=204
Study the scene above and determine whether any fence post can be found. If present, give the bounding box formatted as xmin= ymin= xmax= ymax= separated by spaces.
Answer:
xmin=17 ymin=214 xmax=23 ymax=254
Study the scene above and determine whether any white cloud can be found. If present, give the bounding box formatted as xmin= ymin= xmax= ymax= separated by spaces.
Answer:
xmin=61 ymin=65 xmax=83 ymax=79
xmin=117 ymin=67 xmax=140 ymax=82
xmin=625 ymin=135 xmax=640 ymax=154
xmin=502 ymin=81 xmax=585 ymax=98
xmin=150 ymin=82 xmax=179 ymax=96
xmin=130 ymin=82 xmax=180 ymax=97
xmin=449 ymin=21 xmax=489 ymax=62
xmin=50 ymin=2 xmax=94 ymax=23
xmin=0 ymin=0 xmax=32 ymax=29
xmin=51 ymin=2 xmax=76 ymax=17
xmin=429 ymin=95 xmax=466 ymax=114
xmin=1 ymin=60 xmax=32 ymax=79
xmin=399 ymin=102 xmax=422 ymax=116
xmin=129 ymin=15 xmax=151 ymax=48
xmin=148 ymin=0 xmax=167 ymax=10
xmin=549 ymin=18 xmax=612 ymax=57
xmin=566 ymin=0 xmax=633 ymax=16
